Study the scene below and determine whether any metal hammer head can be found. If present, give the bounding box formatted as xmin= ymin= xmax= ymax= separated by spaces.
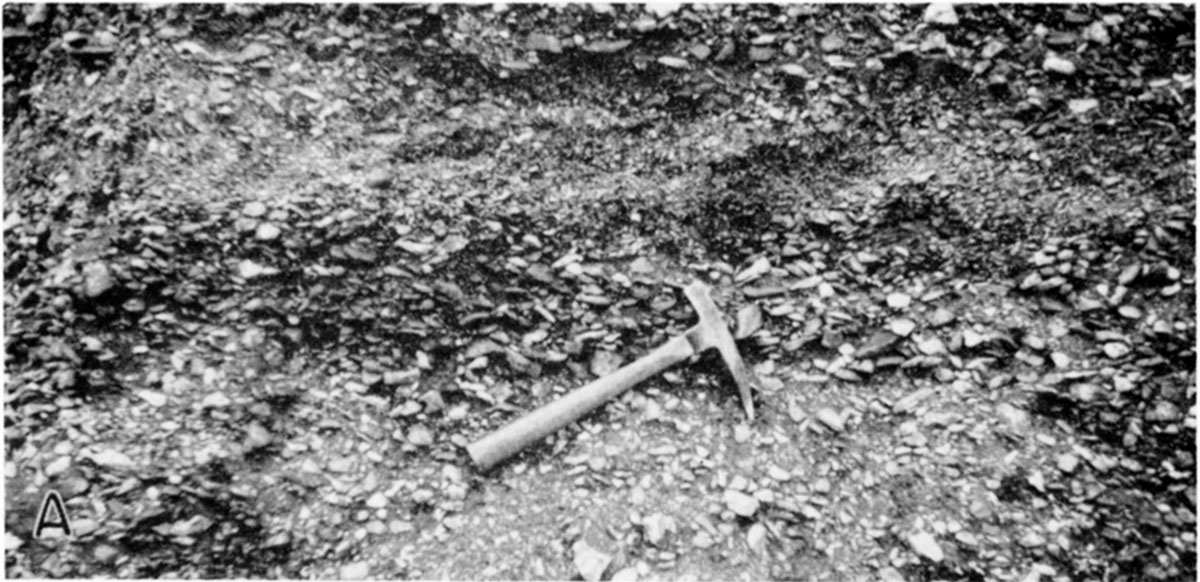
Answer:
xmin=682 ymin=281 xmax=759 ymax=420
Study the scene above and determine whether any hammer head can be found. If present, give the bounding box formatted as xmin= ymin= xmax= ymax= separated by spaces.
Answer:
xmin=682 ymin=281 xmax=759 ymax=420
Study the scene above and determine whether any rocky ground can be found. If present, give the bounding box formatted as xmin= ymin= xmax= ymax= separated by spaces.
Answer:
xmin=3 ymin=3 xmax=1195 ymax=581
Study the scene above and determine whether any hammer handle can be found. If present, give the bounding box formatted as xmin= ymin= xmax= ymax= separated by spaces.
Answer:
xmin=468 ymin=333 xmax=694 ymax=471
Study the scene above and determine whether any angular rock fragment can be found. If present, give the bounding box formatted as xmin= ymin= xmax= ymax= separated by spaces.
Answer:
xmin=886 ymin=292 xmax=911 ymax=309
xmin=923 ymin=3 xmax=958 ymax=25
xmin=724 ymin=489 xmax=760 ymax=517
xmin=1057 ymin=453 xmax=1079 ymax=474
xmin=572 ymin=539 xmax=612 ymax=582
xmin=890 ymin=319 xmax=916 ymax=337
xmin=908 ymin=531 xmax=944 ymax=562
xmin=1043 ymin=54 xmax=1076 ymax=74
xmin=815 ymin=407 xmax=844 ymax=432
xmin=82 ymin=262 xmax=115 ymax=297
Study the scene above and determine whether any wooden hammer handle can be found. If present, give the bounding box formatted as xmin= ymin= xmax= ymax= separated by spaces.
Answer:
xmin=467 ymin=333 xmax=695 ymax=471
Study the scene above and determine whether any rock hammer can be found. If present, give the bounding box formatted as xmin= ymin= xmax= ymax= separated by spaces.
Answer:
xmin=468 ymin=281 xmax=759 ymax=471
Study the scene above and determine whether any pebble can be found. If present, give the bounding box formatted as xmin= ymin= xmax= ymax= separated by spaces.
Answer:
xmin=1146 ymin=401 xmax=1182 ymax=423
xmin=1083 ymin=20 xmax=1111 ymax=44
xmin=1071 ymin=383 xmax=1102 ymax=402
xmin=1117 ymin=264 xmax=1141 ymax=285
xmin=137 ymin=390 xmax=168 ymax=407
xmin=644 ymin=513 xmax=674 ymax=546
xmin=233 ymin=42 xmax=272 ymax=63
xmin=629 ymin=257 xmax=655 ymax=274
xmin=364 ymin=168 xmax=393 ymax=189
xmin=735 ymin=303 xmax=764 ymax=338
xmin=748 ymin=47 xmax=775 ymax=62
xmin=886 ymin=292 xmax=911 ymax=309
xmin=890 ymin=318 xmax=917 ymax=337
xmin=997 ymin=402 xmax=1030 ymax=432
xmin=962 ymin=329 xmax=986 ymax=348
xmin=658 ymin=55 xmax=690 ymax=69
xmin=573 ymin=539 xmax=612 ymax=582
xmin=83 ymin=262 xmax=115 ymax=297
xmin=1102 ymin=342 xmax=1130 ymax=359
xmin=1024 ymin=335 xmax=1046 ymax=351
xmin=1043 ymin=54 xmax=1076 ymax=74
xmin=338 ymin=561 xmax=371 ymax=580
xmin=735 ymin=257 xmax=772 ymax=284
xmin=923 ymin=3 xmax=958 ymax=25
xmin=244 ymin=422 xmax=273 ymax=450
xmin=1050 ymin=352 xmax=1071 ymax=368
xmin=255 ymin=222 xmax=281 ymax=241
xmin=893 ymin=388 xmax=935 ymax=414
xmin=1117 ymin=305 xmax=1142 ymax=320
xmin=792 ymin=275 xmax=822 ymax=289
xmin=856 ymin=330 xmax=900 ymax=359
xmin=612 ymin=567 xmax=639 ymax=582
xmin=396 ymin=240 xmax=433 ymax=255
xmin=908 ymin=531 xmax=944 ymax=562
xmin=201 ymin=392 xmax=232 ymax=408
xmin=384 ymin=369 xmax=419 ymax=385
xmin=527 ymin=33 xmax=562 ymax=53
xmin=1018 ymin=532 xmax=1046 ymax=548
xmin=768 ymin=466 xmax=791 ymax=482
xmin=237 ymin=259 xmax=270 ymax=279
xmin=1113 ymin=376 xmax=1136 ymax=393
xmin=1048 ymin=322 xmax=1069 ymax=337
xmin=243 ymin=201 xmax=267 ymax=217
xmin=93 ymin=544 xmax=120 ymax=563
xmin=916 ymin=336 xmax=947 ymax=356
xmin=746 ymin=522 xmax=767 ymax=554
xmin=1057 ymin=453 xmax=1079 ymax=474
xmin=1027 ymin=470 xmax=1046 ymax=492
xmin=928 ymin=308 xmax=956 ymax=327
xmin=366 ymin=492 xmax=388 ymax=509
xmin=44 ymin=456 xmax=70 ymax=477
xmin=73 ymin=518 xmax=99 ymax=537
xmin=406 ymin=425 xmax=434 ymax=446
xmin=590 ymin=350 xmax=624 ymax=378
xmin=816 ymin=407 xmax=845 ymax=432
xmin=724 ymin=489 xmax=760 ymax=517
xmin=327 ymin=456 xmax=354 ymax=473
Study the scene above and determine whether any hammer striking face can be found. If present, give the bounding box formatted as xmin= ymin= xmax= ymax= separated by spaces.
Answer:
xmin=467 ymin=281 xmax=759 ymax=471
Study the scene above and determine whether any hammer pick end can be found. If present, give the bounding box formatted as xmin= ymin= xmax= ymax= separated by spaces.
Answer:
xmin=681 ymin=280 xmax=759 ymax=421
xmin=731 ymin=365 xmax=758 ymax=421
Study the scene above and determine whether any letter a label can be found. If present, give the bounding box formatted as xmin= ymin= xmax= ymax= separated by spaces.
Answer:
xmin=34 ymin=490 xmax=73 ymax=539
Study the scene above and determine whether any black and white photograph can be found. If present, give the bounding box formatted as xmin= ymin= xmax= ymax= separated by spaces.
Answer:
xmin=2 ymin=2 xmax=1195 ymax=580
